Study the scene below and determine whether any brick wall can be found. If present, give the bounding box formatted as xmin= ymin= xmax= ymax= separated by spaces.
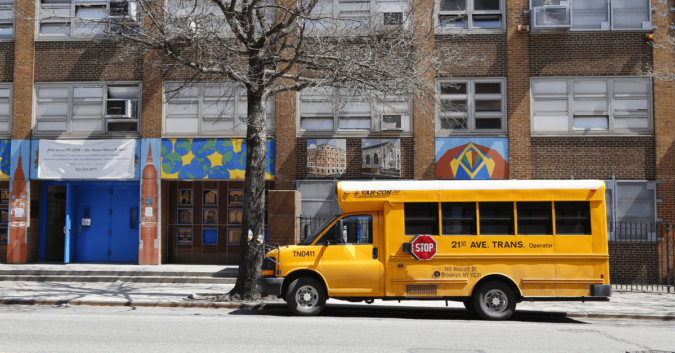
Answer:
xmin=12 ymin=0 xmax=36 ymax=140
xmin=436 ymin=35 xmax=507 ymax=77
xmin=506 ymin=0 xmax=532 ymax=180
xmin=274 ymin=90 xmax=298 ymax=190
xmin=27 ymin=180 xmax=40 ymax=263
xmin=653 ymin=0 xmax=675 ymax=223
xmin=609 ymin=241 xmax=660 ymax=285
xmin=530 ymin=137 xmax=656 ymax=180
xmin=0 ymin=43 xmax=13 ymax=82
xmin=34 ymin=42 xmax=143 ymax=82
xmin=530 ymin=33 xmax=653 ymax=77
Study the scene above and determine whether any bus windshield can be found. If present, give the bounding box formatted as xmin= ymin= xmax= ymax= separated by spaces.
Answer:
xmin=300 ymin=215 xmax=339 ymax=245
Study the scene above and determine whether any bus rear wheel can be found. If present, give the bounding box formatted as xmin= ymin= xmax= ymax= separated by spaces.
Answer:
xmin=473 ymin=281 xmax=516 ymax=320
xmin=286 ymin=277 xmax=327 ymax=316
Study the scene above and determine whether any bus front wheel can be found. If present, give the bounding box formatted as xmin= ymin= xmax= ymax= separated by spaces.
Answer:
xmin=286 ymin=277 xmax=327 ymax=316
xmin=473 ymin=281 xmax=516 ymax=320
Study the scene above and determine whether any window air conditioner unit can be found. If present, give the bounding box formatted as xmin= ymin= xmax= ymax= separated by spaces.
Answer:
xmin=382 ymin=12 xmax=404 ymax=26
xmin=530 ymin=0 xmax=571 ymax=33
xmin=109 ymin=1 xmax=139 ymax=21
xmin=106 ymin=119 xmax=138 ymax=133
xmin=381 ymin=114 xmax=404 ymax=131
xmin=105 ymin=99 xmax=134 ymax=118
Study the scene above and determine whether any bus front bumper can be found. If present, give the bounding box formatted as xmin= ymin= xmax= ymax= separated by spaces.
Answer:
xmin=257 ymin=277 xmax=284 ymax=296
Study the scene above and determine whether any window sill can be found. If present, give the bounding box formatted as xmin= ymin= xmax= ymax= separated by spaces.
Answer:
xmin=530 ymin=133 xmax=654 ymax=138
xmin=298 ymin=131 xmax=414 ymax=139
xmin=436 ymin=133 xmax=508 ymax=138
xmin=31 ymin=133 xmax=141 ymax=139
xmin=435 ymin=28 xmax=506 ymax=35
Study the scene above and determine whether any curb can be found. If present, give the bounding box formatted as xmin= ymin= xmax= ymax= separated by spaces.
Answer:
xmin=0 ymin=299 xmax=280 ymax=310
xmin=1 ymin=299 xmax=674 ymax=321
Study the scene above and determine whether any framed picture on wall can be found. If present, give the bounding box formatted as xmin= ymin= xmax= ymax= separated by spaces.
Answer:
xmin=203 ymin=190 xmax=218 ymax=205
xmin=203 ymin=209 xmax=218 ymax=224
xmin=177 ymin=209 xmax=192 ymax=224
xmin=0 ymin=190 xmax=8 ymax=205
xmin=228 ymin=190 xmax=243 ymax=206
xmin=228 ymin=209 xmax=243 ymax=225
xmin=228 ymin=229 xmax=241 ymax=244
xmin=177 ymin=228 xmax=192 ymax=244
xmin=178 ymin=190 xmax=193 ymax=205
xmin=0 ymin=228 xmax=6 ymax=243
xmin=0 ymin=209 xmax=8 ymax=223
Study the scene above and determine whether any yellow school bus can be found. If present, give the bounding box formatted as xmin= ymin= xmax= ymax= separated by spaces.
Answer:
xmin=257 ymin=180 xmax=611 ymax=320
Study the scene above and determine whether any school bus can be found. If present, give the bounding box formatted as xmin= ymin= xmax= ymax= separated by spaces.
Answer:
xmin=257 ymin=180 xmax=611 ymax=320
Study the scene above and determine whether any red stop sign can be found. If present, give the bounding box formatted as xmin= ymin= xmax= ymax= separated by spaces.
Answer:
xmin=410 ymin=235 xmax=437 ymax=260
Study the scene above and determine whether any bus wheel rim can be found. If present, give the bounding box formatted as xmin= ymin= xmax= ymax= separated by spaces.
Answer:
xmin=483 ymin=289 xmax=507 ymax=313
xmin=296 ymin=285 xmax=319 ymax=309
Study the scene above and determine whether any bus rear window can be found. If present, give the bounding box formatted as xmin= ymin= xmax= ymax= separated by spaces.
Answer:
xmin=404 ymin=203 xmax=439 ymax=235
xmin=441 ymin=202 xmax=477 ymax=235
xmin=517 ymin=202 xmax=553 ymax=235
xmin=479 ymin=202 xmax=514 ymax=235
xmin=555 ymin=201 xmax=591 ymax=235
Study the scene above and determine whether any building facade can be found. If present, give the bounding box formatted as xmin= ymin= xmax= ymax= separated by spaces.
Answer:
xmin=0 ymin=0 xmax=672 ymax=265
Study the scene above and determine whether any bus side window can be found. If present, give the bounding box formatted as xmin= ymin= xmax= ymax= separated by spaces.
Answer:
xmin=404 ymin=203 xmax=439 ymax=235
xmin=555 ymin=201 xmax=591 ymax=235
xmin=516 ymin=202 xmax=553 ymax=235
xmin=479 ymin=202 xmax=515 ymax=235
xmin=441 ymin=202 xmax=477 ymax=235
xmin=341 ymin=215 xmax=373 ymax=244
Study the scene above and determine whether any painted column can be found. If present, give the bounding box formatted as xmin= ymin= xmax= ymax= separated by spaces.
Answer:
xmin=139 ymin=139 xmax=160 ymax=265
xmin=7 ymin=140 xmax=29 ymax=263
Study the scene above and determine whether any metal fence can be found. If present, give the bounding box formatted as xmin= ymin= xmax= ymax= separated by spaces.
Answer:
xmin=608 ymin=221 xmax=673 ymax=292
xmin=297 ymin=216 xmax=674 ymax=292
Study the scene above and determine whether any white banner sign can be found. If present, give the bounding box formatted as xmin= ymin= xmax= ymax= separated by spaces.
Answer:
xmin=38 ymin=139 xmax=137 ymax=179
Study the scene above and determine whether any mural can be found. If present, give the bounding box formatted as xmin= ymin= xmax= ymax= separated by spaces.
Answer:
xmin=0 ymin=140 xmax=9 ymax=179
xmin=307 ymin=139 xmax=346 ymax=179
xmin=362 ymin=139 xmax=401 ymax=178
xmin=436 ymin=138 xmax=508 ymax=180
xmin=161 ymin=138 xmax=275 ymax=180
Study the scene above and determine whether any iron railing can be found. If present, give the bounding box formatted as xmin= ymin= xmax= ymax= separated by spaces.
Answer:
xmin=296 ymin=216 xmax=674 ymax=292
xmin=608 ymin=221 xmax=673 ymax=292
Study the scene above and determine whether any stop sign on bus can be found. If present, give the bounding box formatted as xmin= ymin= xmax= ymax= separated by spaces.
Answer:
xmin=410 ymin=235 xmax=437 ymax=260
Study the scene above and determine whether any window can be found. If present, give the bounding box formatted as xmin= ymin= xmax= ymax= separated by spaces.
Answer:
xmin=441 ymin=202 xmax=476 ymax=235
xmin=605 ymin=180 xmax=657 ymax=240
xmin=39 ymin=0 xmax=141 ymax=39
xmin=34 ymin=82 xmax=141 ymax=136
xmin=0 ymin=0 xmax=14 ymax=39
xmin=404 ymin=203 xmax=439 ymax=235
xmin=531 ymin=77 xmax=652 ymax=135
xmin=164 ymin=82 xmax=275 ymax=137
xmin=437 ymin=78 xmax=506 ymax=134
xmin=554 ymin=201 xmax=591 ymax=235
xmin=0 ymin=84 xmax=11 ymax=136
xmin=479 ymin=202 xmax=514 ymax=235
xmin=437 ymin=0 xmax=504 ymax=32
xmin=299 ymin=87 xmax=411 ymax=134
xmin=305 ymin=0 xmax=410 ymax=31
xmin=569 ymin=0 xmax=651 ymax=32
xmin=203 ymin=229 xmax=217 ymax=245
xmin=516 ymin=202 xmax=553 ymax=235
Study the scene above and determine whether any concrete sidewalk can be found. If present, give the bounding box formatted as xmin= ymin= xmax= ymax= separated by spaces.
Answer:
xmin=0 ymin=280 xmax=673 ymax=320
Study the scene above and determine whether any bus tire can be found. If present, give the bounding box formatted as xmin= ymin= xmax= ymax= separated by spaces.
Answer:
xmin=463 ymin=299 xmax=478 ymax=317
xmin=473 ymin=281 xmax=516 ymax=320
xmin=285 ymin=277 xmax=327 ymax=316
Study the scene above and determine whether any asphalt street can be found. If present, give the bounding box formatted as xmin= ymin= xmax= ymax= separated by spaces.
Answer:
xmin=0 ymin=304 xmax=674 ymax=353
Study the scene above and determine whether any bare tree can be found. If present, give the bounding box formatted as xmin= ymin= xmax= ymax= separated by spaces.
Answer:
xmin=643 ymin=34 xmax=675 ymax=82
xmin=37 ymin=0 xmax=477 ymax=300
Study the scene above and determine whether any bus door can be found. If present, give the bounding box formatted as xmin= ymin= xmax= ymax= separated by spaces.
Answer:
xmin=321 ymin=214 xmax=380 ymax=295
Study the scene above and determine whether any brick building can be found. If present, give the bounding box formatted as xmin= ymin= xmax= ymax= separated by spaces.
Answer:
xmin=0 ymin=0 xmax=673 ymax=265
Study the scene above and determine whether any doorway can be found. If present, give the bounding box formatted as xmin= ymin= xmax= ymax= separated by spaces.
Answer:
xmin=40 ymin=181 xmax=140 ymax=263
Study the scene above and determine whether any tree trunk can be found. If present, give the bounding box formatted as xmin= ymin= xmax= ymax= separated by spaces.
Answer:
xmin=229 ymin=90 xmax=267 ymax=300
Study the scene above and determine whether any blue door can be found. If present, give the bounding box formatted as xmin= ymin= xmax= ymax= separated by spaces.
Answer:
xmin=76 ymin=185 xmax=111 ymax=262
xmin=64 ymin=184 xmax=77 ymax=263
xmin=110 ymin=185 xmax=139 ymax=262
xmin=73 ymin=182 xmax=140 ymax=262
